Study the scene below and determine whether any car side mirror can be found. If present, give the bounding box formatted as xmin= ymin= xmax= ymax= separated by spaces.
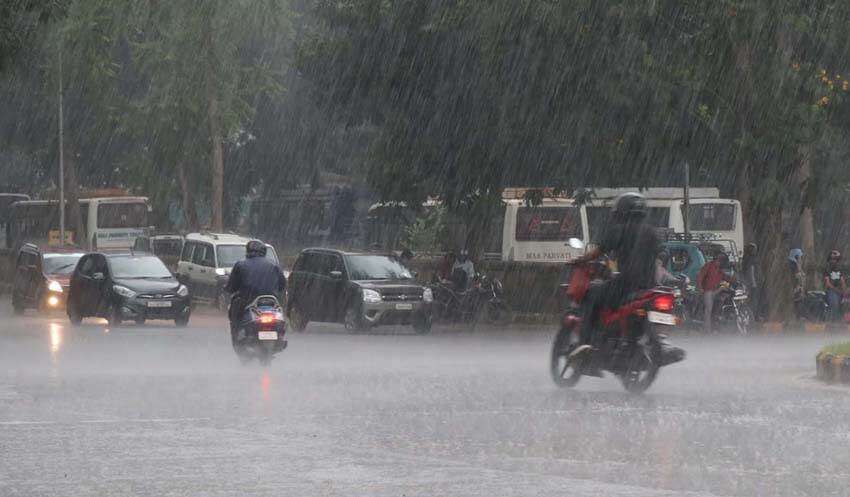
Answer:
xmin=92 ymin=272 xmax=105 ymax=281
xmin=329 ymin=270 xmax=343 ymax=279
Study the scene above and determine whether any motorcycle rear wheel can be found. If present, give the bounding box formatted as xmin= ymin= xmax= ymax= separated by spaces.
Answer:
xmin=618 ymin=327 xmax=662 ymax=394
xmin=550 ymin=323 xmax=583 ymax=388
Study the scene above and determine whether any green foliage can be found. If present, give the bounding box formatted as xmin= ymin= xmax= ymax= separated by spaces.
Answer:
xmin=401 ymin=205 xmax=447 ymax=253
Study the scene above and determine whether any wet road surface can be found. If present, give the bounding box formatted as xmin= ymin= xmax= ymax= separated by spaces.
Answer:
xmin=1 ymin=308 xmax=848 ymax=497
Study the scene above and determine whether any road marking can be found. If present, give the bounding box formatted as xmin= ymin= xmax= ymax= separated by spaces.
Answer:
xmin=0 ymin=417 xmax=210 ymax=427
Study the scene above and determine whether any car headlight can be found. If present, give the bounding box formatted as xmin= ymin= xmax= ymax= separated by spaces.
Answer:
xmin=112 ymin=285 xmax=136 ymax=298
xmin=362 ymin=288 xmax=382 ymax=303
xmin=422 ymin=287 xmax=433 ymax=302
xmin=215 ymin=268 xmax=227 ymax=276
xmin=47 ymin=280 xmax=63 ymax=293
xmin=177 ymin=285 xmax=189 ymax=297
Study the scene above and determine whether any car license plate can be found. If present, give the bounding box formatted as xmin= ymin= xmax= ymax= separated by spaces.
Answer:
xmin=395 ymin=303 xmax=413 ymax=310
xmin=258 ymin=331 xmax=278 ymax=340
xmin=147 ymin=301 xmax=172 ymax=308
xmin=648 ymin=311 xmax=676 ymax=326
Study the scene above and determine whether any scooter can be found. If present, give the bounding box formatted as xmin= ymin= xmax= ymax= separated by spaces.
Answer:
xmin=231 ymin=295 xmax=288 ymax=366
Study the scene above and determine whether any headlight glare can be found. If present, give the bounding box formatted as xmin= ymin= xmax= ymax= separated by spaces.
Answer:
xmin=362 ymin=289 xmax=382 ymax=303
xmin=47 ymin=280 xmax=63 ymax=293
xmin=112 ymin=285 xmax=136 ymax=298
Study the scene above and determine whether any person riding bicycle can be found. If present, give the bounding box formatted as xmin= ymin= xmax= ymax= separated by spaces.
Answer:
xmin=572 ymin=192 xmax=661 ymax=350
xmin=225 ymin=240 xmax=286 ymax=341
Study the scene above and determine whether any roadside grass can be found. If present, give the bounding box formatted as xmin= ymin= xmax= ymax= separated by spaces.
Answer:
xmin=821 ymin=342 xmax=850 ymax=356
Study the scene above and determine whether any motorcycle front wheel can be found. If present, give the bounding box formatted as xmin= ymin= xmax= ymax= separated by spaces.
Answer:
xmin=550 ymin=322 xmax=583 ymax=388
xmin=735 ymin=304 xmax=753 ymax=335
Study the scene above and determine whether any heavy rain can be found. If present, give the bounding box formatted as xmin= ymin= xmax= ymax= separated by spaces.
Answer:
xmin=1 ymin=2 xmax=850 ymax=496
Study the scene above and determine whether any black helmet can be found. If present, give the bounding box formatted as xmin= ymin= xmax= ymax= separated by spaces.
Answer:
xmin=611 ymin=192 xmax=647 ymax=221
xmin=246 ymin=240 xmax=267 ymax=258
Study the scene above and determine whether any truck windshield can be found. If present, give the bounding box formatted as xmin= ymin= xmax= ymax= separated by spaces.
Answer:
xmin=688 ymin=204 xmax=736 ymax=231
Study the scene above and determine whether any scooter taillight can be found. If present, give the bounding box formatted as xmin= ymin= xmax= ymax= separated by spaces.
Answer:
xmin=653 ymin=294 xmax=675 ymax=312
xmin=259 ymin=313 xmax=278 ymax=325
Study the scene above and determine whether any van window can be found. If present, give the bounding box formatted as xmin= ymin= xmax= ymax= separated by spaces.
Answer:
xmin=688 ymin=204 xmax=736 ymax=231
xmin=515 ymin=207 xmax=582 ymax=242
xmin=193 ymin=244 xmax=214 ymax=267
xmin=180 ymin=242 xmax=195 ymax=262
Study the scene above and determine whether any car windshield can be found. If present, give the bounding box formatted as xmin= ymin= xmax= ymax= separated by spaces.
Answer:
xmin=346 ymin=255 xmax=412 ymax=280
xmin=216 ymin=244 xmax=277 ymax=267
xmin=42 ymin=254 xmax=84 ymax=275
xmin=108 ymin=256 xmax=172 ymax=279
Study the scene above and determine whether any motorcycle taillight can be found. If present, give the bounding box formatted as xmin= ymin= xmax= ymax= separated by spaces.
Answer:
xmin=653 ymin=294 xmax=675 ymax=312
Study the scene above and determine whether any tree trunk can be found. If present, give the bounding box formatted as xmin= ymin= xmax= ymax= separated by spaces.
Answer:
xmin=204 ymin=12 xmax=224 ymax=232
xmin=177 ymin=161 xmax=199 ymax=231
xmin=796 ymin=145 xmax=816 ymax=288
xmin=64 ymin=149 xmax=85 ymax=248
xmin=760 ymin=207 xmax=791 ymax=322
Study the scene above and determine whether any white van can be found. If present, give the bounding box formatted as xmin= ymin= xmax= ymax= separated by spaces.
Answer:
xmin=501 ymin=198 xmax=588 ymax=262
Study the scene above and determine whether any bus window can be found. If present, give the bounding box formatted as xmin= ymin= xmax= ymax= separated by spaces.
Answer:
xmin=646 ymin=207 xmax=671 ymax=229
xmin=97 ymin=203 xmax=148 ymax=229
xmin=515 ymin=207 xmax=582 ymax=242
xmin=688 ymin=204 xmax=735 ymax=231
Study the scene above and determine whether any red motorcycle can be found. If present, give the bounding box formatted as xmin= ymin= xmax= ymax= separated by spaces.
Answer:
xmin=550 ymin=241 xmax=685 ymax=393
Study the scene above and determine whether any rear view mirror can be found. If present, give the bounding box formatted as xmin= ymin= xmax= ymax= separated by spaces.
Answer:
xmin=92 ymin=272 xmax=105 ymax=281
xmin=567 ymin=238 xmax=585 ymax=250
xmin=329 ymin=270 xmax=343 ymax=279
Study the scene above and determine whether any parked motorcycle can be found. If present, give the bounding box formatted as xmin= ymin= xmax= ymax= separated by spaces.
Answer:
xmin=796 ymin=290 xmax=850 ymax=323
xmin=550 ymin=239 xmax=685 ymax=393
xmin=676 ymin=281 xmax=753 ymax=334
xmin=231 ymin=295 xmax=288 ymax=366
xmin=431 ymin=273 xmax=511 ymax=325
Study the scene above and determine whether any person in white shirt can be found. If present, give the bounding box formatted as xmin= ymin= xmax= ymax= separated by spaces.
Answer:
xmin=451 ymin=249 xmax=475 ymax=290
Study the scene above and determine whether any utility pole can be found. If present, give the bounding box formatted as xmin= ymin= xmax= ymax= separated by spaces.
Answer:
xmin=58 ymin=44 xmax=65 ymax=247
xmin=683 ymin=162 xmax=690 ymax=240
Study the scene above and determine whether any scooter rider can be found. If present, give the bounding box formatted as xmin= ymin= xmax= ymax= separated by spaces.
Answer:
xmin=225 ymin=240 xmax=286 ymax=342
xmin=572 ymin=192 xmax=661 ymax=350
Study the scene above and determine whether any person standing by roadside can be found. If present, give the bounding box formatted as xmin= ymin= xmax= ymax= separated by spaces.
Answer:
xmin=823 ymin=250 xmax=846 ymax=323
xmin=697 ymin=253 xmax=728 ymax=333
xmin=740 ymin=243 xmax=761 ymax=320
xmin=789 ymin=248 xmax=805 ymax=317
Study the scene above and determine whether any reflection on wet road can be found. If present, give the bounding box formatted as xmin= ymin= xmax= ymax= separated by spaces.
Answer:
xmin=1 ymin=310 xmax=848 ymax=497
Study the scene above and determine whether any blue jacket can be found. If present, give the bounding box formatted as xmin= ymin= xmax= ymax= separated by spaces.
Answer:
xmin=225 ymin=256 xmax=286 ymax=300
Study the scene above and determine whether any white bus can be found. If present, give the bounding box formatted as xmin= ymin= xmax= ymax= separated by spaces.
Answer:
xmin=503 ymin=188 xmax=744 ymax=263
xmin=6 ymin=196 xmax=151 ymax=250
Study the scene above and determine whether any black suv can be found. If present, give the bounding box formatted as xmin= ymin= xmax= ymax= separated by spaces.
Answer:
xmin=287 ymin=249 xmax=432 ymax=333
xmin=67 ymin=253 xmax=191 ymax=327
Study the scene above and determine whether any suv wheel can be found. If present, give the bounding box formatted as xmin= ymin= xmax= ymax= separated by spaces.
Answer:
xmin=344 ymin=305 xmax=369 ymax=333
xmin=288 ymin=304 xmax=308 ymax=332
xmin=11 ymin=295 xmax=25 ymax=315
xmin=412 ymin=314 xmax=432 ymax=335
xmin=107 ymin=305 xmax=123 ymax=327
xmin=68 ymin=301 xmax=82 ymax=326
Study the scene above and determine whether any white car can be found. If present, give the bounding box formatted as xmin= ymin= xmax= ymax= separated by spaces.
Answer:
xmin=176 ymin=233 xmax=279 ymax=310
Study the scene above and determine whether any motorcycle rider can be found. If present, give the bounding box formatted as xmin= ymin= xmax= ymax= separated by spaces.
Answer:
xmin=824 ymin=250 xmax=846 ymax=322
xmin=225 ymin=240 xmax=287 ymax=344
xmin=572 ymin=192 xmax=661 ymax=352
xmin=697 ymin=252 xmax=731 ymax=333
